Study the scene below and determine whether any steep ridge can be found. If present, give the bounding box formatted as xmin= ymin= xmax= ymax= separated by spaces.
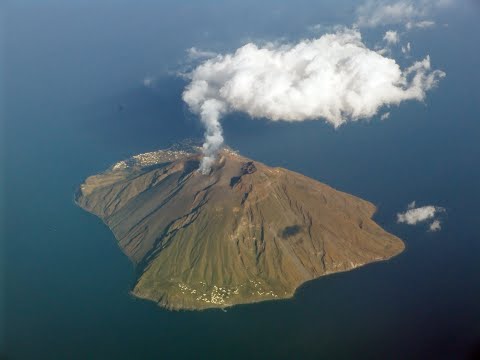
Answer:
xmin=76 ymin=145 xmax=404 ymax=310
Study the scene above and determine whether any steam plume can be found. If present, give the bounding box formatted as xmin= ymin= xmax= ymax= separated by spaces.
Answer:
xmin=182 ymin=28 xmax=445 ymax=174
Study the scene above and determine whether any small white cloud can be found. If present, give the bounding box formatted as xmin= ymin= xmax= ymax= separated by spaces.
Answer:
xmin=187 ymin=47 xmax=217 ymax=60
xmin=429 ymin=220 xmax=442 ymax=232
xmin=406 ymin=20 xmax=436 ymax=30
xmin=397 ymin=205 xmax=437 ymax=224
xmin=380 ymin=112 xmax=391 ymax=120
xmin=355 ymin=0 xmax=451 ymax=28
xmin=384 ymin=30 xmax=400 ymax=45
xmin=143 ymin=76 xmax=155 ymax=87
xmin=397 ymin=202 xmax=445 ymax=231
xmin=356 ymin=0 xmax=417 ymax=28
xmin=402 ymin=42 xmax=411 ymax=55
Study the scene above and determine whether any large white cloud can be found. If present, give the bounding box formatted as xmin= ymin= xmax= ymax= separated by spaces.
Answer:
xmin=183 ymin=29 xmax=445 ymax=173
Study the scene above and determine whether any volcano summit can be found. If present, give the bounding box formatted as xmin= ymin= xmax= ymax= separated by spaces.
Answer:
xmin=76 ymin=144 xmax=404 ymax=310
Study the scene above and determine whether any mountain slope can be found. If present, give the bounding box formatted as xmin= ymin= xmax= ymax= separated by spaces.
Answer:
xmin=76 ymin=145 xmax=404 ymax=310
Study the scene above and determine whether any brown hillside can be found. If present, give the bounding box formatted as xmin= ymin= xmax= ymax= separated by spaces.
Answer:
xmin=76 ymin=145 xmax=404 ymax=310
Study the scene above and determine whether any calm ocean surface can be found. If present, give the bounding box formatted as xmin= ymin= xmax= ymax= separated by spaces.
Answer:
xmin=4 ymin=1 xmax=480 ymax=359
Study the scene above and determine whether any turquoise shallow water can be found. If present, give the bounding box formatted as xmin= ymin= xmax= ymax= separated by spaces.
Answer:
xmin=4 ymin=1 xmax=480 ymax=359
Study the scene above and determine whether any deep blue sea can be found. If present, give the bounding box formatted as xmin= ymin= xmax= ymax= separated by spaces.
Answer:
xmin=3 ymin=1 xmax=480 ymax=359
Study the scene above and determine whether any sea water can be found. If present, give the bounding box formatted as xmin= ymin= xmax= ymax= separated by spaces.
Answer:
xmin=4 ymin=1 xmax=480 ymax=359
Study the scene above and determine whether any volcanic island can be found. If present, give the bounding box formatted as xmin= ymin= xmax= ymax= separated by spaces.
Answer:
xmin=75 ymin=143 xmax=404 ymax=311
